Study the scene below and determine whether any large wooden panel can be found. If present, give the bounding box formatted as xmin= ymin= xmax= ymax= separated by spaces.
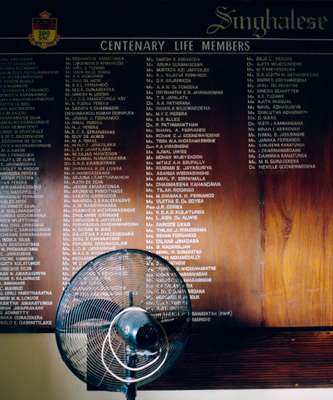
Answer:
xmin=0 ymin=1 xmax=333 ymax=333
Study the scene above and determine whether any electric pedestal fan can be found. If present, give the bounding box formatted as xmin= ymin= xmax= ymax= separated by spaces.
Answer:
xmin=55 ymin=249 xmax=192 ymax=400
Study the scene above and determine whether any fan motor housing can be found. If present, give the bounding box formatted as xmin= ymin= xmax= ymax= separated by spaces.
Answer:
xmin=115 ymin=308 xmax=163 ymax=351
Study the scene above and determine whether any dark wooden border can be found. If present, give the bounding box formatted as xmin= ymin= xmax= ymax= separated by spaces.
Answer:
xmin=145 ymin=329 xmax=333 ymax=389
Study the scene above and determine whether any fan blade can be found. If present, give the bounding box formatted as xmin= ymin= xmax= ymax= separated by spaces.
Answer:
xmin=66 ymin=298 xmax=122 ymax=324
xmin=159 ymin=313 xmax=189 ymax=336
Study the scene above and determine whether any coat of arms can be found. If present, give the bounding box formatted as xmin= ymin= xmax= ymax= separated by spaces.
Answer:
xmin=28 ymin=11 xmax=60 ymax=49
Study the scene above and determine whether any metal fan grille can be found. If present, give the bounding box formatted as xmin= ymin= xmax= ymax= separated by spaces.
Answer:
xmin=55 ymin=249 xmax=191 ymax=391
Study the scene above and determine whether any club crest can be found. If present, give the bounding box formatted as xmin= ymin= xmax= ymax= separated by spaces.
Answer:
xmin=28 ymin=11 xmax=60 ymax=49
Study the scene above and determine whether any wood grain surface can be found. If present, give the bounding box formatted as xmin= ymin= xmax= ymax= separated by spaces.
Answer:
xmin=262 ymin=117 xmax=333 ymax=326
xmin=145 ymin=330 xmax=333 ymax=389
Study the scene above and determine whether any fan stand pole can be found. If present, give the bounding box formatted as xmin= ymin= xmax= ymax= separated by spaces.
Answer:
xmin=124 ymin=291 xmax=137 ymax=400
xmin=125 ymin=383 xmax=136 ymax=400
xmin=125 ymin=349 xmax=137 ymax=400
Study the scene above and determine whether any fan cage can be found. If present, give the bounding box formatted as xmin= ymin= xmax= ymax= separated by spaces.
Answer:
xmin=55 ymin=248 xmax=192 ymax=391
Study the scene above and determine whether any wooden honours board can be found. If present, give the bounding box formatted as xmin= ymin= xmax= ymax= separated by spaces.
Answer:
xmin=0 ymin=1 xmax=333 ymax=331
